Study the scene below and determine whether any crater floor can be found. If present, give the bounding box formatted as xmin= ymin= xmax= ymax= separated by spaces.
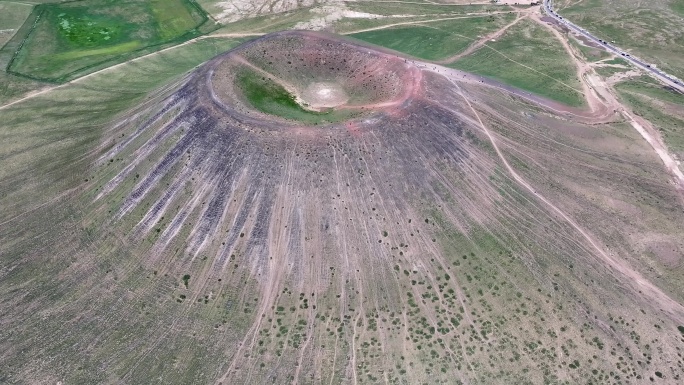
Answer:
xmin=210 ymin=31 xmax=422 ymax=125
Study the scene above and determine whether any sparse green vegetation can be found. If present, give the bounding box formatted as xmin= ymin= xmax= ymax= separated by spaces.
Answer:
xmin=616 ymin=76 xmax=684 ymax=156
xmin=347 ymin=2 xmax=497 ymax=16
xmin=569 ymin=35 xmax=610 ymax=62
xmin=235 ymin=70 xmax=300 ymax=112
xmin=0 ymin=2 xmax=33 ymax=48
xmin=0 ymin=72 xmax=45 ymax=105
xmin=451 ymin=19 xmax=585 ymax=107
xmin=602 ymin=57 xmax=629 ymax=66
xmin=5 ymin=0 xmax=210 ymax=81
xmin=350 ymin=14 xmax=516 ymax=61
xmin=594 ymin=65 xmax=626 ymax=78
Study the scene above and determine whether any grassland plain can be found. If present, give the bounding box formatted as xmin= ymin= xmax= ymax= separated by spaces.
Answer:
xmin=329 ymin=14 xmax=445 ymax=34
xmin=555 ymin=0 xmax=684 ymax=80
xmin=567 ymin=34 xmax=610 ymax=63
xmin=470 ymin=80 xmax=684 ymax=296
xmin=4 ymin=0 xmax=213 ymax=82
xmin=349 ymin=13 xmax=517 ymax=61
xmin=450 ymin=18 xmax=585 ymax=107
xmin=0 ymin=72 xmax=45 ymax=105
xmin=614 ymin=76 xmax=684 ymax=160
xmin=2 ymin=30 xmax=684 ymax=385
xmin=211 ymin=7 xmax=325 ymax=35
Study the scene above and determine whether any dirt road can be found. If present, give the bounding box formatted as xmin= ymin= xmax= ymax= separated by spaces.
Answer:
xmin=0 ymin=33 xmax=264 ymax=112
xmin=531 ymin=11 xmax=684 ymax=190
xmin=446 ymin=76 xmax=684 ymax=324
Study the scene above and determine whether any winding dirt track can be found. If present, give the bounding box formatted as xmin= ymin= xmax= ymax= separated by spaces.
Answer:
xmin=428 ymin=9 xmax=684 ymax=321
xmin=336 ymin=11 xmax=517 ymax=35
xmin=405 ymin=6 xmax=684 ymax=194
xmin=435 ymin=8 xmax=529 ymax=64
xmin=446 ymin=75 xmax=684 ymax=324
xmin=529 ymin=12 xmax=684 ymax=191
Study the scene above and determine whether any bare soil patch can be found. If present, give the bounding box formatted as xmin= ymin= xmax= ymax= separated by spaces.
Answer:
xmin=299 ymin=81 xmax=349 ymax=110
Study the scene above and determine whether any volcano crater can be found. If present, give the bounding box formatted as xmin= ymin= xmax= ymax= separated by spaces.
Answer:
xmin=207 ymin=31 xmax=422 ymax=126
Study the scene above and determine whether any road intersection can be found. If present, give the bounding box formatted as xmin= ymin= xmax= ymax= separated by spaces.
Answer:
xmin=543 ymin=0 xmax=684 ymax=94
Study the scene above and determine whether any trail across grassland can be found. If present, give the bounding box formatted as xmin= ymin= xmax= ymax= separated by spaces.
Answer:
xmin=446 ymin=75 xmax=684 ymax=324
xmin=0 ymin=33 xmax=264 ymax=112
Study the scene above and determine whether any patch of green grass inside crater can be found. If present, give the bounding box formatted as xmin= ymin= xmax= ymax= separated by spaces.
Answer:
xmin=235 ymin=69 xmax=357 ymax=125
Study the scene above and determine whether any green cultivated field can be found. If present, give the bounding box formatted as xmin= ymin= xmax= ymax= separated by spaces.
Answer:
xmin=350 ymin=14 xmax=516 ymax=61
xmin=451 ymin=19 xmax=585 ymax=107
xmin=5 ymin=0 xmax=210 ymax=82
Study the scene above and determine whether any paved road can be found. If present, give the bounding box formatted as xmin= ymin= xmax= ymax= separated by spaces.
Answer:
xmin=543 ymin=0 xmax=684 ymax=94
